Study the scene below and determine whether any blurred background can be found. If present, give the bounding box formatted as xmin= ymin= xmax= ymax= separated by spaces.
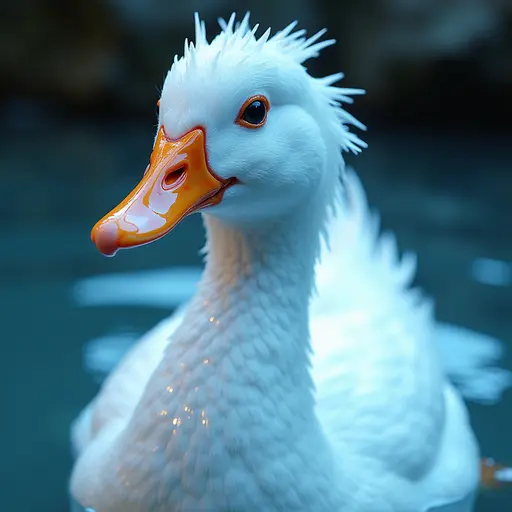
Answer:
xmin=2 ymin=0 xmax=511 ymax=510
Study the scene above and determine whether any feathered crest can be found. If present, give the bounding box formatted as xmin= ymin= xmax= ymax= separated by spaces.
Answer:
xmin=168 ymin=12 xmax=367 ymax=154
xmin=214 ymin=12 xmax=336 ymax=64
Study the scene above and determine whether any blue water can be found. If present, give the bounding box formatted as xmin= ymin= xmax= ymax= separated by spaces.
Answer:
xmin=3 ymin=122 xmax=511 ymax=511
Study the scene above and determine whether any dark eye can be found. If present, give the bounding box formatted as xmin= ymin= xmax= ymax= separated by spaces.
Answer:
xmin=236 ymin=95 xmax=270 ymax=128
xmin=242 ymin=100 xmax=266 ymax=124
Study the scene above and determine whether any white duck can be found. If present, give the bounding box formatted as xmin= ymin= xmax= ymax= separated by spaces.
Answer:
xmin=71 ymin=13 xmax=482 ymax=511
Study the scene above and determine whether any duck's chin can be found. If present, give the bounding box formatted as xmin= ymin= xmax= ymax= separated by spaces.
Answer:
xmin=203 ymin=184 xmax=303 ymax=229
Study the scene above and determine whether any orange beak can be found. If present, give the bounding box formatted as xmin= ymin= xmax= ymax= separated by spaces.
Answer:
xmin=91 ymin=127 xmax=233 ymax=257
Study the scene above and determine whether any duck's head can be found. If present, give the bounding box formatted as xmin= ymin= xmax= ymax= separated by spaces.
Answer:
xmin=92 ymin=13 xmax=366 ymax=257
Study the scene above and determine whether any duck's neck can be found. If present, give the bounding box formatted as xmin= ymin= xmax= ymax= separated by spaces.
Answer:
xmin=111 ymin=204 xmax=334 ymax=506
xmin=168 ymin=208 xmax=322 ymax=416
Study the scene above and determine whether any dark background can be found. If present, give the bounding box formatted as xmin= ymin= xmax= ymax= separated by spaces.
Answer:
xmin=1 ymin=1 xmax=511 ymax=511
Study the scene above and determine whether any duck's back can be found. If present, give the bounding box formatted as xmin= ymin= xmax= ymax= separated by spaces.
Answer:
xmin=311 ymin=305 xmax=479 ymax=511
xmin=310 ymin=169 xmax=479 ymax=510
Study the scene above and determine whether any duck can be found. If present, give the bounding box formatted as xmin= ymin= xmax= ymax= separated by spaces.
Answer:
xmin=71 ymin=13 xmax=492 ymax=511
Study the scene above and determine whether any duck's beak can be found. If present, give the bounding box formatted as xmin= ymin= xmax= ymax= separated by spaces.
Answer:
xmin=91 ymin=127 xmax=230 ymax=257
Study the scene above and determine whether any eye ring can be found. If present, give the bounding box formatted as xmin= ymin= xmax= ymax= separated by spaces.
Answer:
xmin=236 ymin=95 xmax=270 ymax=129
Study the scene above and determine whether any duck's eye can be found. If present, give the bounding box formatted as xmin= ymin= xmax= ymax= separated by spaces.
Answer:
xmin=236 ymin=95 xmax=269 ymax=129
xmin=243 ymin=101 xmax=266 ymax=125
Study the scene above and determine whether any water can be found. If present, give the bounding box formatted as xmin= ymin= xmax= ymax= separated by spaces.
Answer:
xmin=3 ymin=121 xmax=511 ymax=511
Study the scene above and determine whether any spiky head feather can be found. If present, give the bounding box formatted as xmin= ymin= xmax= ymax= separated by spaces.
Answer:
xmin=164 ymin=12 xmax=366 ymax=155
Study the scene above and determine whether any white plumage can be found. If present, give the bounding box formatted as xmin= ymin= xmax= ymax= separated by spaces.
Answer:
xmin=70 ymin=14 xmax=485 ymax=511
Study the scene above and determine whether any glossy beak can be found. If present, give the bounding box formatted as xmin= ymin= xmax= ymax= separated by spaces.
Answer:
xmin=91 ymin=127 xmax=231 ymax=257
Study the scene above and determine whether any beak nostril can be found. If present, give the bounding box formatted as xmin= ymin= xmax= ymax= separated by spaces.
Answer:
xmin=164 ymin=166 xmax=186 ymax=188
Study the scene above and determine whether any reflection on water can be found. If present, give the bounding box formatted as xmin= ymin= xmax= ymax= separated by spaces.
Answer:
xmin=4 ymin=123 xmax=512 ymax=511
xmin=472 ymin=258 xmax=512 ymax=287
